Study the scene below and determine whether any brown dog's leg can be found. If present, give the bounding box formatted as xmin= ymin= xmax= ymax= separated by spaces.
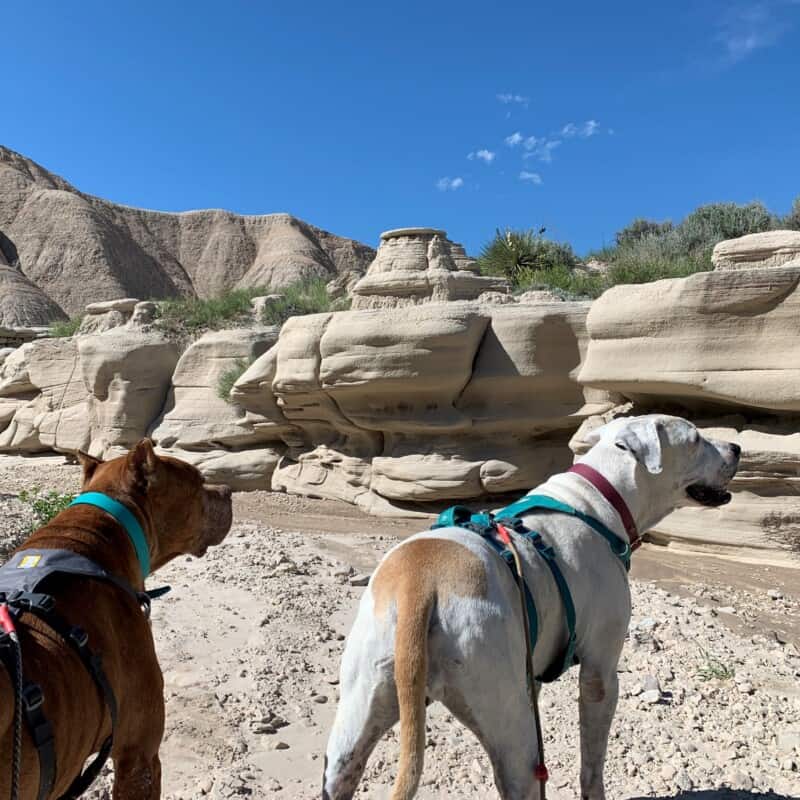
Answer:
xmin=113 ymin=751 xmax=162 ymax=800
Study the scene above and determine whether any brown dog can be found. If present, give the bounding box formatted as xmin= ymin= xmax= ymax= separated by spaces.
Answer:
xmin=0 ymin=439 xmax=233 ymax=799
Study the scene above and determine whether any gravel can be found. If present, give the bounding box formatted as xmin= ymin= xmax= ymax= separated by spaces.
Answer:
xmin=1 ymin=455 xmax=798 ymax=799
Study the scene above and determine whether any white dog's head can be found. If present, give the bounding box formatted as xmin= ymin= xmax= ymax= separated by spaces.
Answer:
xmin=583 ymin=414 xmax=740 ymax=512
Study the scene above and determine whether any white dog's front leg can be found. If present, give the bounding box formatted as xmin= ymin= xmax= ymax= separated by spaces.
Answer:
xmin=578 ymin=662 xmax=619 ymax=800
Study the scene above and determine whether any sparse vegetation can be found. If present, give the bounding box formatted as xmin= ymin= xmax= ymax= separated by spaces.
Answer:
xmin=259 ymin=277 xmax=349 ymax=326
xmin=154 ymin=277 xmax=345 ymax=339
xmin=49 ymin=316 xmax=84 ymax=337
xmin=696 ymin=647 xmax=736 ymax=682
xmin=216 ymin=358 xmax=251 ymax=402
xmin=477 ymin=227 xmax=578 ymax=284
xmin=479 ymin=199 xmax=795 ymax=299
xmin=18 ymin=487 xmax=76 ymax=533
xmin=156 ymin=286 xmax=269 ymax=335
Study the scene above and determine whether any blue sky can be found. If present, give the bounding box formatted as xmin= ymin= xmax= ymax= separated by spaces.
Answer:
xmin=3 ymin=1 xmax=799 ymax=255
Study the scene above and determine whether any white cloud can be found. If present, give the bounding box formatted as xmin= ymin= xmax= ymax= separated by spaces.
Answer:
xmin=505 ymin=131 xmax=524 ymax=147
xmin=473 ymin=149 xmax=496 ymax=163
xmin=436 ymin=176 xmax=464 ymax=192
xmin=561 ymin=120 xmax=600 ymax=138
xmin=519 ymin=171 xmax=542 ymax=185
xmin=522 ymin=137 xmax=562 ymax=163
xmin=497 ymin=93 xmax=529 ymax=106
xmin=714 ymin=2 xmax=793 ymax=65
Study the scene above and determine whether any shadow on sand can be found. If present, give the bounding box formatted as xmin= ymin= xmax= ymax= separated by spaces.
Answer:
xmin=628 ymin=792 xmax=798 ymax=800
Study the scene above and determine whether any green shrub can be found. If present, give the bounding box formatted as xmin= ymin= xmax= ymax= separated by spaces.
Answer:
xmin=784 ymin=196 xmax=800 ymax=231
xmin=477 ymin=228 xmax=578 ymax=283
xmin=49 ymin=316 xmax=84 ymax=338
xmin=18 ymin=487 xmax=76 ymax=533
xmin=513 ymin=264 xmax=606 ymax=299
xmin=259 ymin=277 xmax=349 ymax=326
xmin=615 ymin=218 xmax=674 ymax=248
xmin=156 ymin=287 xmax=268 ymax=335
xmin=216 ymin=358 xmax=251 ymax=402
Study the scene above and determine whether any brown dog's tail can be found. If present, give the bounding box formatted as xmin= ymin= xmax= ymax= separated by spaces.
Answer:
xmin=390 ymin=585 xmax=434 ymax=800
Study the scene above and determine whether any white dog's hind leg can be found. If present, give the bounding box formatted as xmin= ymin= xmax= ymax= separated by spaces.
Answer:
xmin=578 ymin=660 xmax=620 ymax=800
xmin=322 ymin=591 xmax=398 ymax=799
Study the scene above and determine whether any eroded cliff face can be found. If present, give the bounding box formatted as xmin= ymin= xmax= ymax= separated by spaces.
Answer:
xmin=2 ymin=229 xmax=800 ymax=565
xmin=0 ymin=146 xmax=375 ymax=322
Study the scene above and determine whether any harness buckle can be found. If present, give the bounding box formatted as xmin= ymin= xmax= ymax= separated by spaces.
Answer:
xmin=69 ymin=626 xmax=89 ymax=649
xmin=22 ymin=683 xmax=44 ymax=712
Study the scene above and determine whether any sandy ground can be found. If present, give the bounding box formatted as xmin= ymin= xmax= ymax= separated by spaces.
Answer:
xmin=1 ymin=454 xmax=799 ymax=799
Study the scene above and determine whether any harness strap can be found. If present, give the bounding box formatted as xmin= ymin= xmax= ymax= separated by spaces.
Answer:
xmin=4 ymin=596 xmax=118 ymax=800
xmin=494 ymin=494 xmax=631 ymax=570
xmin=20 ymin=683 xmax=56 ymax=800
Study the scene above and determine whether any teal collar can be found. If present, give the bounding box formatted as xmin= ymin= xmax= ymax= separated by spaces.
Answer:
xmin=69 ymin=492 xmax=151 ymax=579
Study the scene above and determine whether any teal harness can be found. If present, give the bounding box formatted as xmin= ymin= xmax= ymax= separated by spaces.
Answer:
xmin=432 ymin=493 xmax=631 ymax=682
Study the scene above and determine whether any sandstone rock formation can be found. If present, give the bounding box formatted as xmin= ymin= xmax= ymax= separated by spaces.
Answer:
xmin=350 ymin=228 xmax=508 ymax=309
xmin=149 ymin=327 xmax=285 ymax=490
xmin=579 ymin=264 xmax=800 ymax=412
xmin=0 ymin=146 xmax=375 ymax=319
xmin=712 ymin=230 xmax=800 ymax=270
xmin=239 ymin=301 xmax=613 ymax=514
xmin=576 ymin=254 xmax=800 ymax=564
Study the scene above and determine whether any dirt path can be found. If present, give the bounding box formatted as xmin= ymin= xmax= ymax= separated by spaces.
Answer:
xmin=1 ymin=456 xmax=799 ymax=799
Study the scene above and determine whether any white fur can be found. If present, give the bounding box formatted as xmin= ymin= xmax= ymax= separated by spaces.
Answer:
xmin=322 ymin=415 xmax=740 ymax=800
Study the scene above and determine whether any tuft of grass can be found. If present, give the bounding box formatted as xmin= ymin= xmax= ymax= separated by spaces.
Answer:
xmin=477 ymin=227 xmax=578 ymax=283
xmin=156 ymin=287 xmax=269 ymax=336
xmin=49 ymin=316 xmax=84 ymax=338
xmin=259 ymin=277 xmax=349 ymax=326
xmin=216 ymin=358 xmax=251 ymax=402
xmin=18 ymin=487 xmax=76 ymax=533
xmin=696 ymin=647 xmax=736 ymax=682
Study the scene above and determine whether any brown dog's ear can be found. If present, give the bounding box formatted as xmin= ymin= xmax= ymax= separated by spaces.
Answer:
xmin=77 ymin=451 xmax=103 ymax=485
xmin=128 ymin=438 xmax=161 ymax=484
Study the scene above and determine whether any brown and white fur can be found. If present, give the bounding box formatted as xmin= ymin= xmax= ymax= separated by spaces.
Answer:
xmin=321 ymin=415 xmax=740 ymax=800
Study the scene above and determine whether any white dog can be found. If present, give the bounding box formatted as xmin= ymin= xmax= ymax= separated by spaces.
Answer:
xmin=322 ymin=415 xmax=740 ymax=800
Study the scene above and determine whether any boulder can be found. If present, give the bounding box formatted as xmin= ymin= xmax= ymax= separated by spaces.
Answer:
xmin=579 ymin=265 xmax=800 ymax=412
xmin=350 ymin=228 xmax=508 ymax=309
xmin=78 ymin=330 xmax=180 ymax=457
xmin=712 ymin=230 xmax=800 ymax=270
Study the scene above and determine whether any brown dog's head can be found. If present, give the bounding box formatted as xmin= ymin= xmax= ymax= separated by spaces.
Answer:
xmin=77 ymin=439 xmax=233 ymax=572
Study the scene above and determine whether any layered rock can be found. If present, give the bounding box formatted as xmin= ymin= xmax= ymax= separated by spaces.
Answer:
xmin=0 ymin=146 xmax=375 ymax=317
xmin=149 ymin=328 xmax=285 ymax=490
xmin=241 ymin=301 xmax=613 ymax=514
xmin=576 ymin=252 xmax=800 ymax=565
xmin=712 ymin=230 xmax=800 ymax=270
xmin=579 ymin=265 xmax=800 ymax=412
xmin=350 ymin=228 xmax=508 ymax=309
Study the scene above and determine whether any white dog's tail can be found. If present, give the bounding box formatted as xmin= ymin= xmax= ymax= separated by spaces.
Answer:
xmin=391 ymin=585 xmax=434 ymax=800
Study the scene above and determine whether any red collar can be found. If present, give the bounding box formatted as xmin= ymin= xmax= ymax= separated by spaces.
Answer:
xmin=567 ymin=463 xmax=642 ymax=551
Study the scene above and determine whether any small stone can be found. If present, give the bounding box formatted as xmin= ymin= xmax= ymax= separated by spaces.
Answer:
xmin=313 ymin=694 xmax=329 ymax=704
xmin=674 ymin=770 xmax=693 ymax=791
xmin=349 ymin=573 xmax=371 ymax=587
xmin=781 ymin=757 xmax=797 ymax=771
xmin=660 ymin=764 xmax=677 ymax=780
xmin=641 ymin=689 xmax=662 ymax=704
xmin=767 ymin=588 xmax=784 ymax=600
xmin=737 ymin=682 xmax=754 ymax=695
xmin=270 ymin=741 xmax=290 ymax=751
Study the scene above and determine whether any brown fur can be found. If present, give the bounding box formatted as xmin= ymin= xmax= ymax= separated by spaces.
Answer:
xmin=371 ymin=539 xmax=487 ymax=800
xmin=0 ymin=440 xmax=232 ymax=800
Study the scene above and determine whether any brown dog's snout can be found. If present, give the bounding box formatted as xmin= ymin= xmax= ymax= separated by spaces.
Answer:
xmin=199 ymin=484 xmax=234 ymax=551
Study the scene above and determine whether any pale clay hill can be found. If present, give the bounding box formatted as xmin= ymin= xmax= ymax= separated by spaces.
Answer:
xmin=0 ymin=145 xmax=375 ymax=324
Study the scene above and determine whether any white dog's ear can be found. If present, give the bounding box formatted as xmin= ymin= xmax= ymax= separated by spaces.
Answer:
xmin=615 ymin=419 xmax=663 ymax=474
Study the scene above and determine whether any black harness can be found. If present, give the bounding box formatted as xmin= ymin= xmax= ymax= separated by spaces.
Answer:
xmin=0 ymin=549 xmax=152 ymax=800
